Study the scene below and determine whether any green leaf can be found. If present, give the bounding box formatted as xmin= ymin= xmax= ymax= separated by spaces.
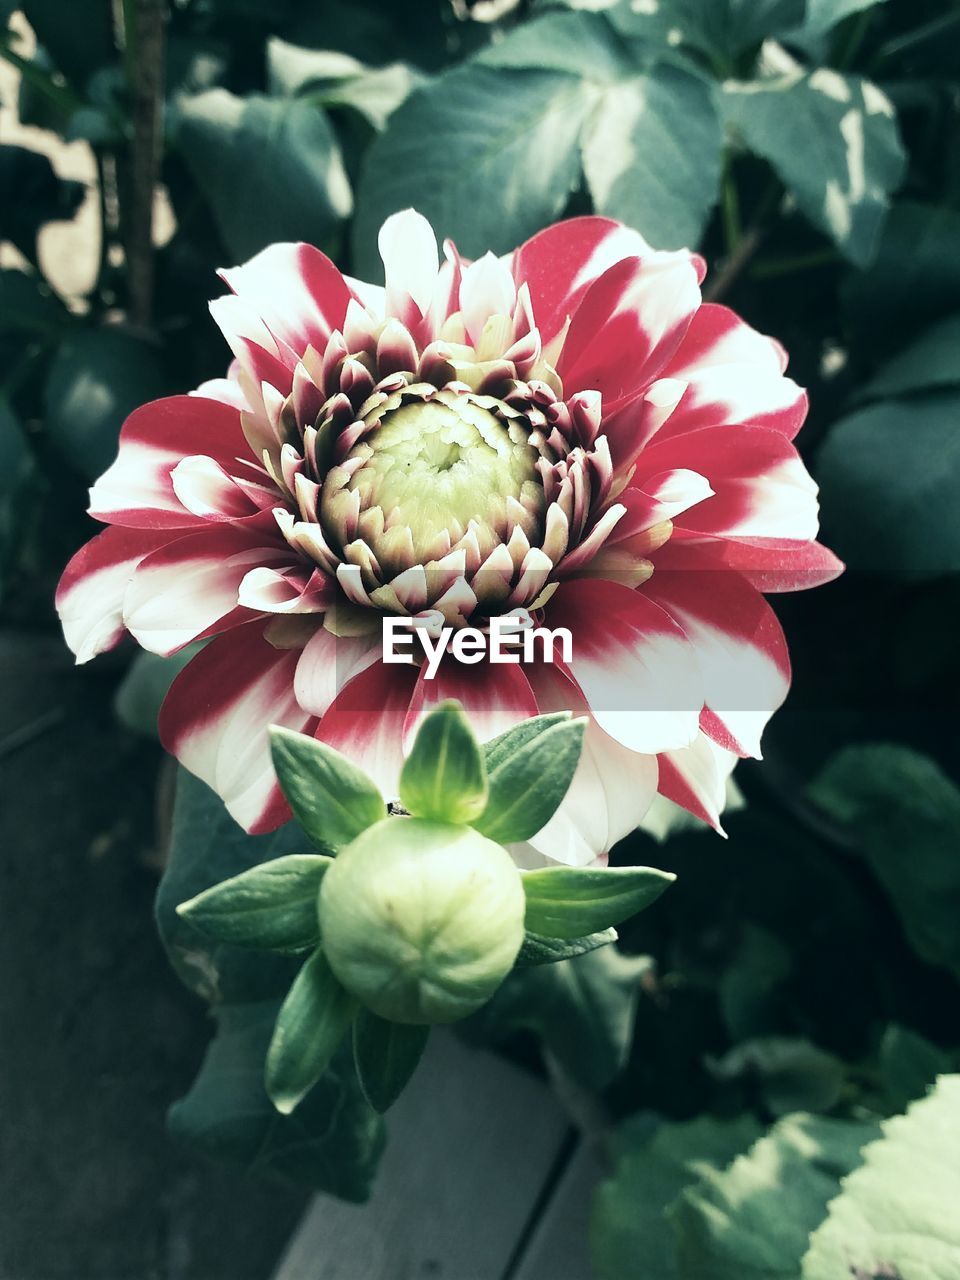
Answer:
xmin=582 ymin=64 xmax=722 ymax=250
xmin=591 ymin=1114 xmax=764 ymax=1280
xmin=265 ymin=949 xmax=357 ymax=1114
xmin=270 ymin=726 xmax=386 ymax=851
xmin=352 ymin=63 xmax=594 ymax=273
xmin=718 ymin=924 xmax=793 ymax=1042
xmin=316 ymin=63 xmax=423 ymax=132
xmin=0 ymin=266 xmax=71 ymax=337
xmin=113 ymin=647 xmax=198 ymax=738
xmin=860 ymin=312 xmax=960 ymax=401
xmin=157 ymin=770 xmax=307 ymax=1003
xmin=168 ymin=1000 xmax=384 ymax=1200
xmin=63 ymin=104 xmax=124 ymax=146
xmin=515 ymin=927 xmax=617 ymax=967
xmin=352 ymin=1010 xmax=429 ymax=1113
xmin=671 ymin=1113 xmax=882 ymax=1279
xmin=606 ymin=0 xmax=805 ymax=63
xmin=707 ymin=1037 xmax=846 ymax=1116
xmin=476 ymin=9 xmax=634 ymax=77
xmin=522 ymin=864 xmax=675 ymax=939
xmin=843 ymin=202 xmax=960 ymax=352
xmin=878 ymin=1025 xmax=953 ymax=1113
xmin=44 ymin=328 xmax=167 ymax=480
xmin=266 ymin=42 xmax=367 ymax=95
xmin=802 ymin=1075 xmax=960 ymax=1279
xmin=0 ymin=399 xmax=35 ymax=605
xmin=399 ymin=700 xmax=488 ymax=824
xmin=816 ymin=391 xmax=960 ymax=577
xmin=466 ymin=946 xmax=650 ymax=1087
xmin=474 ymin=715 xmax=586 ymax=845
xmin=174 ymin=89 xmax=352 ymax=260
xmin=266 ymin=39 xmax=423 ymax=130
xmin=482 ymin=710 xmax=570 ymax=772
xmin=176 ymin=855 xmax=331 ymax=954
xmin=810 ymin=746 xmax=960 ymax=980
xmin=158 ymin=775 xmax=386 ymax=1196
xmin=723 ymin=70 xmax=904 ymax=265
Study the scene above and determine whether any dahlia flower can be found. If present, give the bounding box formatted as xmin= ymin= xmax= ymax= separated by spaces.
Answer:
xmin=57 ymin=210 xmax=840 ymax=863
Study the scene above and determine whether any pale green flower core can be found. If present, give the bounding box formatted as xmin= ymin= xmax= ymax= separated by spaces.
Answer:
xmin=331 ymin=396 xmax=545 ymax=564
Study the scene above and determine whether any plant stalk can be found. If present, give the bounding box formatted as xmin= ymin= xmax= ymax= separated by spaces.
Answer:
xmin=119 ymin=0 xmax=166 ymax=330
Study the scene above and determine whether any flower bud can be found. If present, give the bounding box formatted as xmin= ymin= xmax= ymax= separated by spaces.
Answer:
xmin=318 ymin=817 xmax=525 ymax=1025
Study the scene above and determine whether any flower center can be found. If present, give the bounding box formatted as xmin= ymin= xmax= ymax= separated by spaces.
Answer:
xmin=322 ymin=392 xmax=546 ymax=570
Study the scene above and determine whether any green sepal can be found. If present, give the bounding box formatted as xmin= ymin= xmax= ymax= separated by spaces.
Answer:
xmin=270 ymin=726 xmax=386 ymax=850
xmin=176 ymin=854 xmax=332 ymax=954
xmin=265 ymin=948 xmax=357 ymax=1115
xmin=522 ymin=865 xmax=675 ymax=939
xmin=399 ymin=700 xmax=488 ymax=824
xmin=474 ymin=713 xmax=585 ymax=844
xmin=352 ymin=1009 xmax=430 ymax=1113
xmin=482 ymin=711 xmax=570 ymax=772
xmin=515 ymin=927 xmax=618 ymax=967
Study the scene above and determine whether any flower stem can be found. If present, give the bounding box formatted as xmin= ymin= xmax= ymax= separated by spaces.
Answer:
xmin=706 ymin=177 xmax=783 ymax=303
xmin=750 ymin=247 xmax=841 ymax=280
xmin=0 ymin=37 xmax=84 ymax=117
xmin=720 ymin=157 xmax=743 ymax=260
xmin=874 ymin=9 xmax=960 ymax=68
xmin=832 ymin=5 xmax=874 ymax=70
xmin=117 ymin=0 xmax=165 ymax=329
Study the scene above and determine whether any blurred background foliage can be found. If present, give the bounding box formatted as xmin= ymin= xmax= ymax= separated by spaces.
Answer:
xmin=3 ymin=0 xmax=960 ymax=1274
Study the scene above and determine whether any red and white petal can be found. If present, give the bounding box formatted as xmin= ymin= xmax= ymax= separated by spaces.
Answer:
xmin=159 ymin=623 xmax=314 ymax=834
xmin=656 ymin=732 xmax=737 ymax=833
xmin=88 ymin=396 xmax=250 ymax=529
xmin=557 ymin=254 xmax=701 ymax=405
xmin=171 ymin=455 xmax=272 ymax=520
xmin=662 ymin=303 xmax=787 ymax=380
xmin=314 ymin=659 xmax=419 ymax=803
xmin=219 ymin=242 xmax=352 ymax=361
xmin=237 ymin=565 xmax=334 ymax=614
xmin=521 ymin=664 xmax=659 ymax=864
xmin=533 ymin=724 xmax=658 ymax=863
xmin=515 ymin=216 xmax=702 ymax=348
xmin=123 ymin=520 xmax=291 ymax=656
xmin=636 ymin=426 xmax=820 ymax=541
xmin=423 ymin=243 xmax=464 ymax=339
xmin=379 ymin=209 xmax=440 ymax=328
xmin=546 ymin=577 xmax=702 ymax=753
xmin=613 ymin=470 xmax=714 ymax=541
xmin=191 ymin=369 xmax=249 ymax=412
xmin=602 ymin=377 xmax=688 ymax=468
xmin=644 ymin=551 xmax=791 ymax=758
xmin=403 ymin=656 xmax=538 ymax=750
xmin=208 ymin=295 xmax=294 ymax=395
xmin=293 ymin=627 xmax=382 ymax=718
xmin=345 ymin=274 xmax=386 ymax=321
xmin=667 ymin=531 xmax=844 ymax=592
xmin=652 ymin=363 xmax=808 ymax=443
xmin=56 ymin=526 xmax=170 ymax=664
xmin=458 ymin=252 xmax=517 ymax=345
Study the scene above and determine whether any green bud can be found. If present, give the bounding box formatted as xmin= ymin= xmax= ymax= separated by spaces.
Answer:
xmin=318 ymin=817 xmax=525 ymax=1025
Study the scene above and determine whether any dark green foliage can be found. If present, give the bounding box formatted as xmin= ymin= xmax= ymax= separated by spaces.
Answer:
xmin=5 ymin=0 xmax=960 ymax=1245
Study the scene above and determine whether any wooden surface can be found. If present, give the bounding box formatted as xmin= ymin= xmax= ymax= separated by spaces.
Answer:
xmin=273 ymin=1034 xmax=604 ymax=1280
xmin=510 ymin=1143 xmax=605 ymax=1280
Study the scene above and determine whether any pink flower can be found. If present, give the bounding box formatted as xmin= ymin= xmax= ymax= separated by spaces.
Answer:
xmin=57 ymin=211 xmax=841 ymax=864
